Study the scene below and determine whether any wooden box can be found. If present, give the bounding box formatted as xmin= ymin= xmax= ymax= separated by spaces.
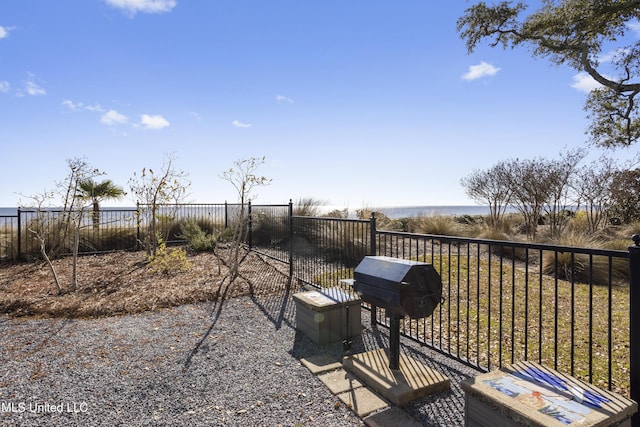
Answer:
xmin=462 ymin=361 xmax=637 ymax=427
xmin=293 ymin=287 xmax=361 ymax=345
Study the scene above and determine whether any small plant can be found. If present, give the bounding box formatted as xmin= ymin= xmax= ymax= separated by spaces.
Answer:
xmin=410 ymin=215 xmax=459 ymax=236
xmin=622 ymin=221 xmax=640 ymax=238
xmin=148 ymin=235 xmax=192 ymax=275
xmin=323 ymin=208 xmax=349 ymax=218
xmin=540 ymin=232 xmax=627 ymax=284
xmin=179 ymin=221 xmax=216 ymax=252
xmin=216 ymin=227 xmax=236 ymax=243
xmin=294 ymin=197 xmax=327 ymax=217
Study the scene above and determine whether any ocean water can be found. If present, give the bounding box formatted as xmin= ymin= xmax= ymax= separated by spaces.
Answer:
xmin=370 ymin=205 xmax=493 ymax=218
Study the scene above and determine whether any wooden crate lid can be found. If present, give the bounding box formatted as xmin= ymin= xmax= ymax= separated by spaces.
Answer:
xmin=293 ymin=287 xmax=360 ymax=312
xmin=462 ymin=361 xmax=637 ymax=426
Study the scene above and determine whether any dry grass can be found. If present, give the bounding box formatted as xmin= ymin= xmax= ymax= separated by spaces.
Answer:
xmin=411 ymin=253 xmax=630 ymax=396
xmin=0 ymin=247 xmax=290 ymax=318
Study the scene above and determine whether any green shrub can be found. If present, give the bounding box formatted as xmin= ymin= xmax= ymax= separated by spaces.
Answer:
xmin=251 ymin=211 xmax=286 ymax=246
xmin=148 ymin=236 xmax=192 ymax=275
xmin=216 ymin=227 xmax=236 ymax=243
xmin=179 ymin=221 xmax=216 ymax=252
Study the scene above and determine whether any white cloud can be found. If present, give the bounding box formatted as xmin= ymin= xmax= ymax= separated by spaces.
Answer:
xmin=104 ymin=0 xmax=176 ymax=16
xmin=570 ymin=72 xmax=603 ymax=93
xmin=598 ymin=48 xmax=630 ymax=64
xmin=62 ymin=99 xmax=82 ymax=111
xmin=0 ymin=26 xmax=14 ymax=40
xmin=62 ymin=99 xmax=105 ymax=112
xmin=276 ymin=95 xmax=293 ymax=104
xmin=101 ymin=110 xmax=128 ymax=125
xmin=232 ymin=120 xmax=252 ymax=128
xmin=0 ymin=81 xmax=9 ymax=93
xmin=26 ymin=81 xmax=45 ymax=96
xmin=18 ymin=73 xmax=46 ymax=96
xmin=138 ymin=114 xmax=170 ymax=130
xmin=628 ymin=21 xmax=640 ymax=37
xmin=462 ymin=61 xmax=500 ymax=81
xmin=85 ymin=103 xmax=105 ymax=112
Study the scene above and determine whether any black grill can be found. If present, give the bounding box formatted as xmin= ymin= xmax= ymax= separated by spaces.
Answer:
xmin=352 ymin=256 xmax=443 ymax=369
xmin=353 ymin=256 xmax=443 ymax=319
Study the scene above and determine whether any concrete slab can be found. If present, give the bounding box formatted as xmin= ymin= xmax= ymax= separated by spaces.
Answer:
xmin=363 ymin=406 xmax=423 ymax=427
xmin=318 ymin=368 xmax=365 ymax=395
xmin=300 ymin=354 xmax=342 ymax=375
xmin=343 ymin=348 xmax=450 ymax=406
xmin=336 ymin=387 xmax=389 ymax=418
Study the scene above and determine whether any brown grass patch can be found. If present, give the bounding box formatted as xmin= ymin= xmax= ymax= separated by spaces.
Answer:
xmin=0 ymin=248 xmax=290 ymax=318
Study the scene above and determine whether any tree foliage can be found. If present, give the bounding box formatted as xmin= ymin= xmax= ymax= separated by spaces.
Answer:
xmin=457 ymin=0 xmax=640 ymax=147
xmin=77 ymin=178 xmax=125 ymax=229
xmin=609 ymin=167 xmax=640 ymax=223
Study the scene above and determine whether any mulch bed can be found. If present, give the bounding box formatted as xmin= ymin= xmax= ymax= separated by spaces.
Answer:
xmin=0 ymin=248 xmax=290 ymax=318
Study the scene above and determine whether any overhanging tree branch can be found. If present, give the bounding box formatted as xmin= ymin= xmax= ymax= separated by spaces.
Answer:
xmin=458 ymin=0 xmax=640 ymax=147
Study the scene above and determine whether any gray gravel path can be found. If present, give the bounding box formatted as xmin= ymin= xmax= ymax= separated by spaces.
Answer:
xmin=0 ymin=287 xmax=481 ymax=426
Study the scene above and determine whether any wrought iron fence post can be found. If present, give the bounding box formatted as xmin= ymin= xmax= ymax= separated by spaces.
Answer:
xmin=369 ymin=212 xmax=377 ymax=256
xmin=136 ymin=202 xmax=141 ymax=251
xmin=224 ymin=201 xmax=228 ymax=229
xmin=630 ymin=234 xmax=640 ymax=424
xmin=247 ymin=201 xmax=252 ymax=250
xmin=288 ymin=199 xmax=293 ymax=279
xmin=369 ymin=213 xmax=377 ymax=327
xmin=17 ymin=208 xmax=22 ymax=260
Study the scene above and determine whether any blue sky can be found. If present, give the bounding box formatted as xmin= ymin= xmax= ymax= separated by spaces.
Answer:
xmin=0 ymin=0 xmax=637 ymax=208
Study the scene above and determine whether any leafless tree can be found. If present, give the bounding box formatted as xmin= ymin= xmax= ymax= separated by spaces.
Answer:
xmin=572 ymin=156 xmax=619 ymax=232
xmin=460 ymin=161 xmax=512 ymax=229
xmin=20 ymin=157 xmax=103 ymax=293
xmin=20 ymin=190 xmax=62 ymax=294
xmin=542 ymin=149 xmax=586 ymax=238
xmin=503 ymin=157 xmax=552 ymax=239
xmin=128 ymin=153 xmax=190 ymax=257
xmin=220 ymin=156 xmax=271 ymax=281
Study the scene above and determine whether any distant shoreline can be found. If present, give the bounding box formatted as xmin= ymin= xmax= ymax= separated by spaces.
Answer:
xmin=0 ymin=205 xmax=502 ymax=220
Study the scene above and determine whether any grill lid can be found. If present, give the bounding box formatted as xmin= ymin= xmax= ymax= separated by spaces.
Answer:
xmin=353 ymin=256 xmax=442 ymax=319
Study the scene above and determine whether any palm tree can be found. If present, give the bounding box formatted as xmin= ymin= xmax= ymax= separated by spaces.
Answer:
xmin=77 ymin=179 xmax=125 ymax=229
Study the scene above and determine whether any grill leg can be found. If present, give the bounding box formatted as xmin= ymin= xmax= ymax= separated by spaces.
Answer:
xmin=389 ymin=314 xmax=401 ymax=370
xmin=371 ymin=304 xmax=377 ymax=328
xmin=343 ymin=304 xmax=352 ymax=354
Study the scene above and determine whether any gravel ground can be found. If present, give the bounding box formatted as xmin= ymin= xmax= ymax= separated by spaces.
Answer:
xmin=0 ymin=285 xmax=482 ymax=426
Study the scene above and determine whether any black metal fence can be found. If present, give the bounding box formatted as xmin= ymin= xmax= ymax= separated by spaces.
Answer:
xmin=1 ymin=203 xmax=638 ymax=408
xmin=286 ymin=212 xmax=636 ymax=404
xmin=0 ymin=203 xmax=265 ymax=261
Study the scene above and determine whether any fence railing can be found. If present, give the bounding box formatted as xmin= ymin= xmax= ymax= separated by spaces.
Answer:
xmin=0 ymin=203 xmax=261 ymax=261
xmin=375 ymin=230 xmax=630 ymax=395
xmin=1 ymin=203 xmax=638 ymax=412
xmin=286 ymin=212 xmax=636 ymax=405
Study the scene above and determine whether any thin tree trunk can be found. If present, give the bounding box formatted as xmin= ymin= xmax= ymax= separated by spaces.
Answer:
xmin=71 ymin=222 xmax=80 ymax=291
xmin=39 ymin=236 xmax=61 ymax=294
